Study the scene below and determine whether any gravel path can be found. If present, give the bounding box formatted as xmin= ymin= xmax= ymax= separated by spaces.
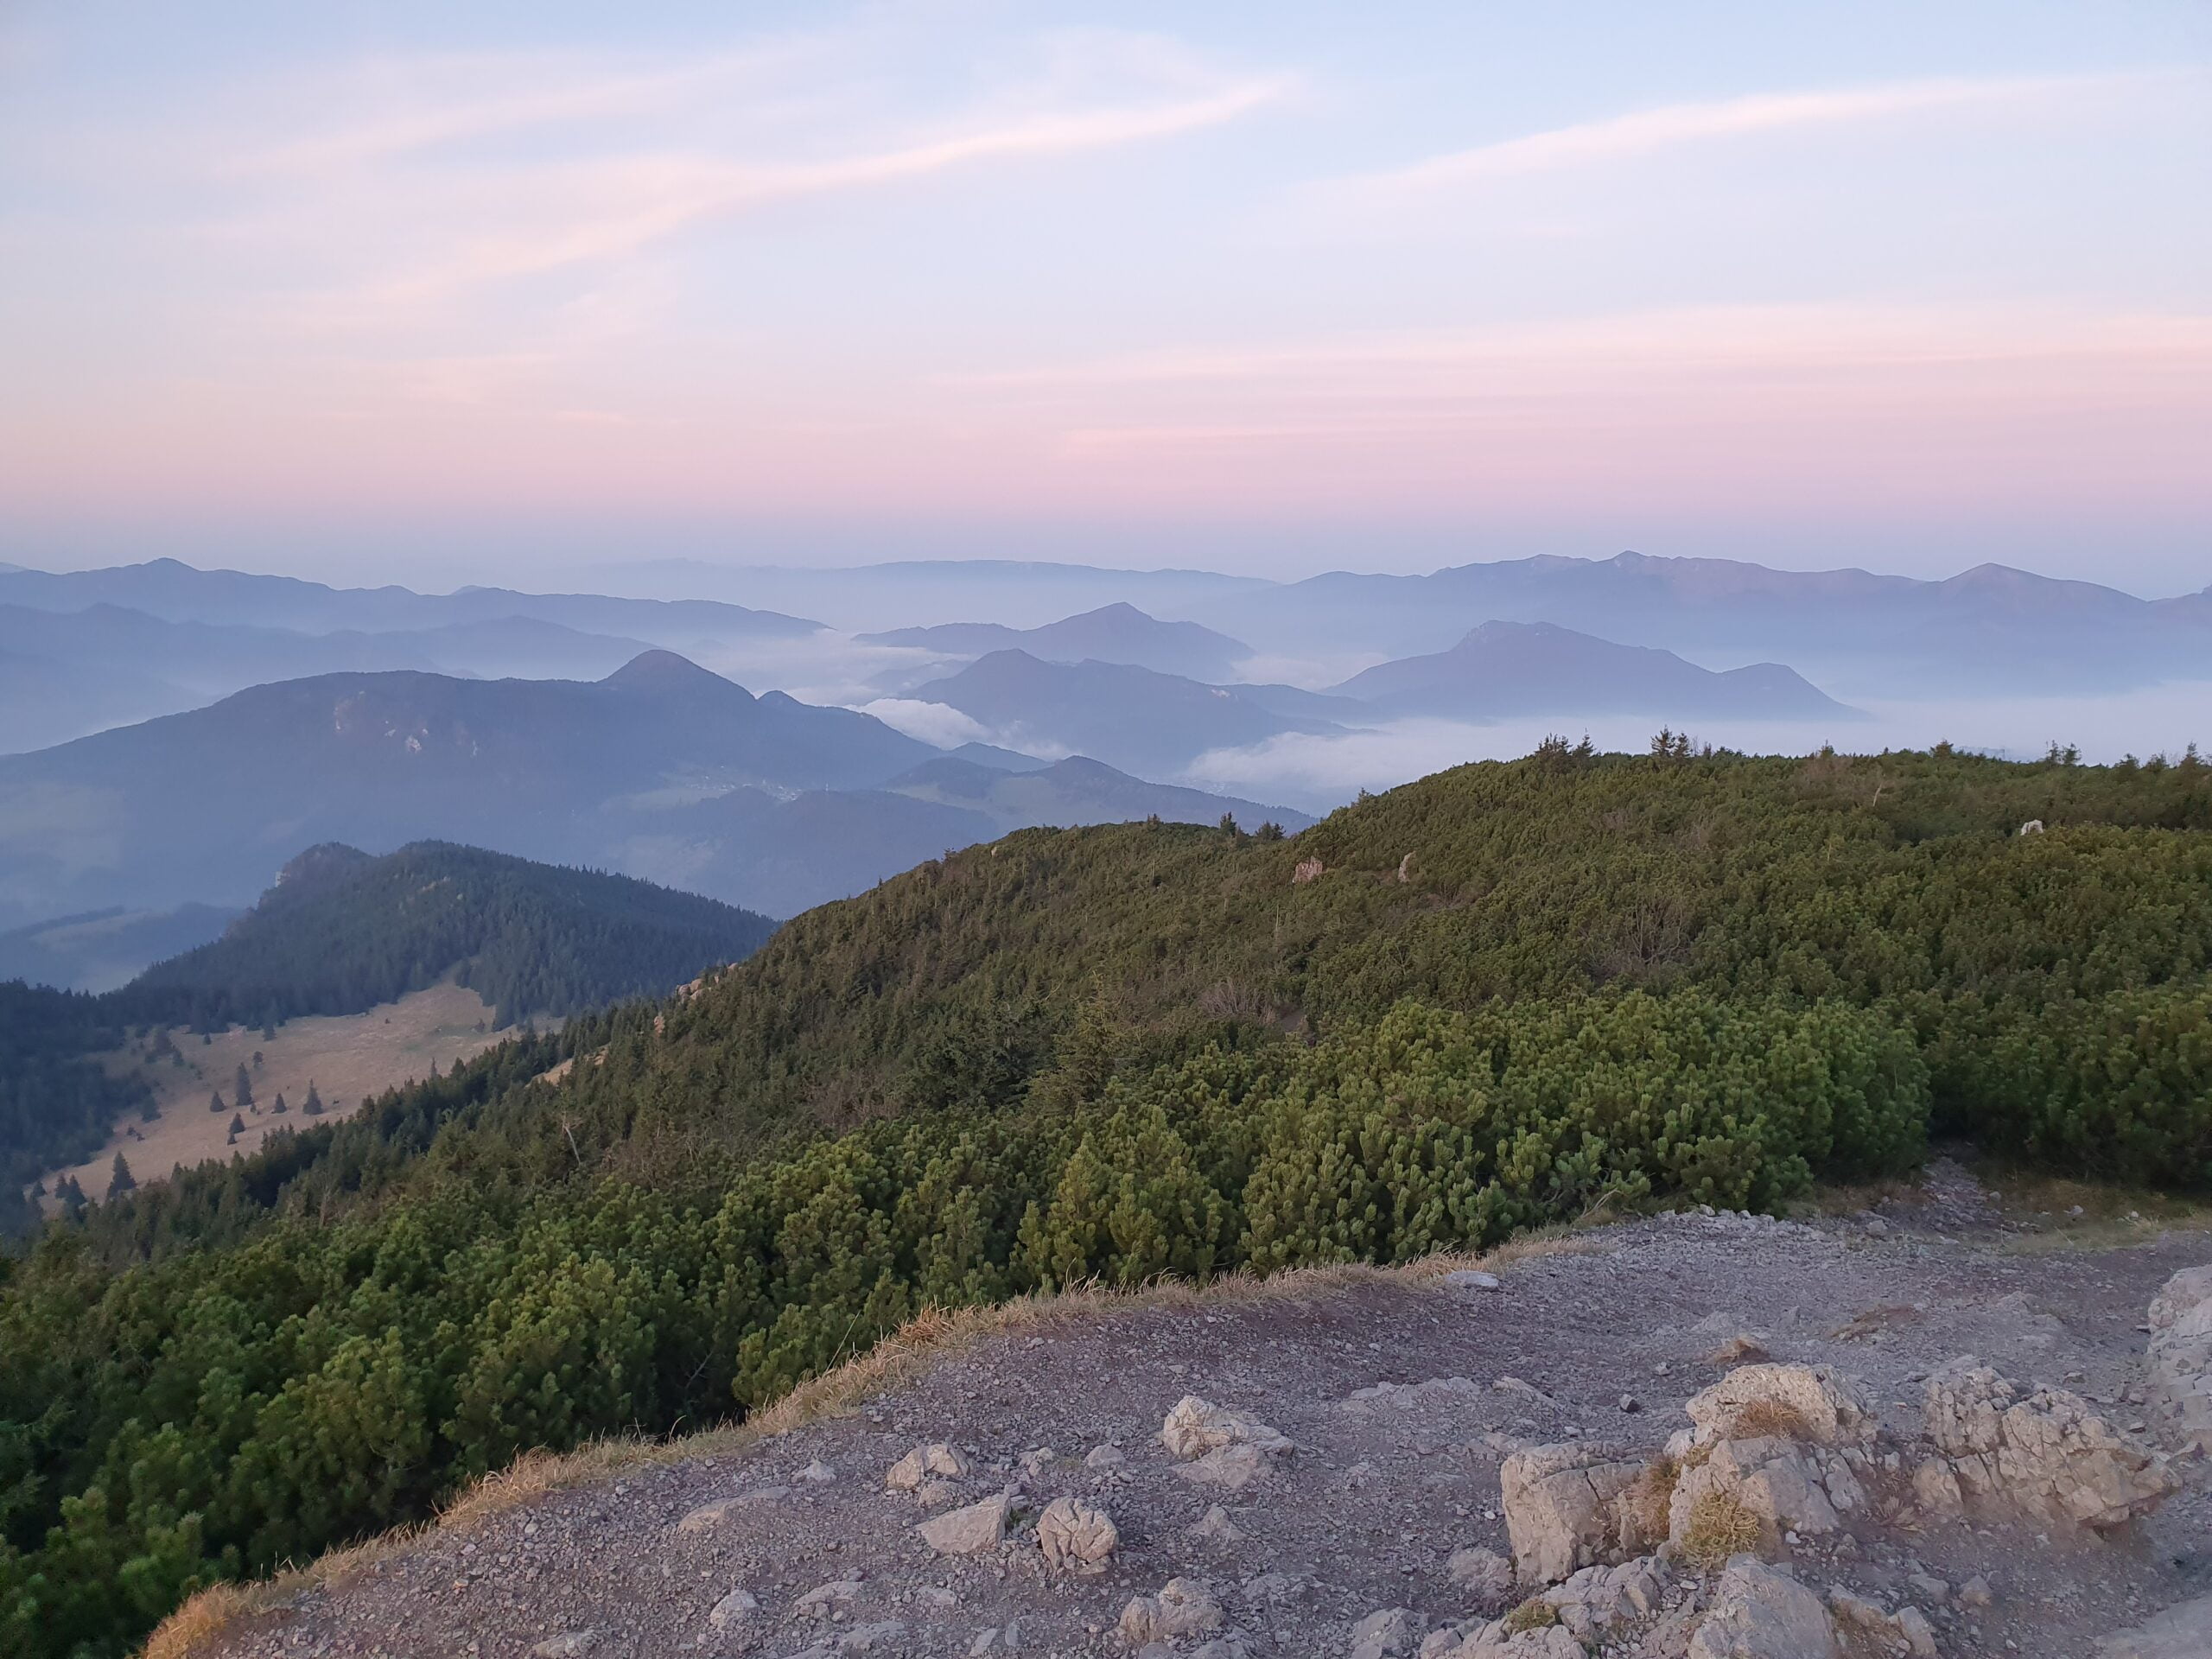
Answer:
xmin=192 ymin=1173 xmax=2212 ymax=1659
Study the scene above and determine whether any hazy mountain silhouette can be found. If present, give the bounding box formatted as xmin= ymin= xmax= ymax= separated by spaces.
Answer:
xmin=0 ymin=558 xmax=822 ymax=642
xmin=0 ymin=652 xmax=935 ymax=920
xmin=1331 ymin=620 xmax=1854 ymax=721
xmin=906 ymin=651 xmax=1355 ymax=774
xmin=1201 ymin=551 xmax=2212 ymax=693
xmin=861 ymin=602 xmax=1251 ymax=680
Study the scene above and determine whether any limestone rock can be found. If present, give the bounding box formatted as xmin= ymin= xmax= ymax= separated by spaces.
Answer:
xmin=1922 ymin=1357 xmax=2176 ymax=1528
xmin=1085 ymin=1443 xmax=1128 ymax=1470
xmin=796 ymin=1459 xmax=836 ymax=1484
xmin=918 ymin=1494 xmax=1009 ymax=1555
xmin=1119 ymin=1578 xmax=1225 ymax=1645
xmin=1957 ymin=1574 xmax=1993 ymax=1611
xmin=1178 ymin=1442 xmax=1277 ymax=1491
xmin=2097 ymin=1592 xmax=2212 ymax=1658
xmin=675 ymin=1486 xmax=787 ymax=1533
xmin=706 ymin=1587 xmax=758 ymax=1631
xmin=1686 ymin=1557 xmax=1839 ymax=1658
xmin=1448 ymin=1546 xmax=1515 ymax=1605
xmin=531 ymin=1635 xmax=594 ymax=1659
xmin=1540 ymin=1556 xmax=1669 ymax=1643
xmin=1444 ymin=1270 xmax=1503 ymax=1292
xmin=887 ymin=1442 xmax=969 ymax=1493
xmin=1160 ymin=1395 xmax=1290 ymax=1459
xmin=1189 ymin=1504 xmax=1243 ymax=1541
xmin=2145 ymin=1266 xmax=2212 ymax=1453
xmin=795 ymin=1579 xmax=862 ymax=1611
xmin=1036 ymin=1495 xmax=1117 ymax=1573
xmin=1685 ymin=1363 xmax=1874 ymax=1448
xmin=1669 ymin=1437 xmax=1838 ymax=1551
xmin=1349 ymin=1606 xmax=1421 ymax=1659
xmin=1499 ymin=1442 xmax=1649 ymax=1586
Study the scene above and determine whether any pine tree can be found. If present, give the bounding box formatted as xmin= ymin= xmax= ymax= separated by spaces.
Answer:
xmin=227 ymin=1112 xmax=245 ymax=1143
xmin=209 ymin=1090 xmax=226 ymax=1115
xmin=234 ymin=1063 xmax=253 ymax=1109
xmin=270 ymin=1092 xmax=289 ymax=1115
xmin=105 ymin=1154 xmax=136 ymax=1200
xmin=302 ymin=1082 xmax=324 ymax=1116
xmin=56 ymin=1174 xmax=86 ymax=1218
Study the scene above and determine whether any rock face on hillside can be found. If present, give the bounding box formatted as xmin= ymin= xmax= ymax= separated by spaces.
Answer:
xmin=181 ymin=1179 xmax=2212 ymax=1659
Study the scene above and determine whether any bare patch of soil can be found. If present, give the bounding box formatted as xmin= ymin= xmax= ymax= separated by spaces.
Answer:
xmin=169 ymin=1185 xmax=2212 ymax=1659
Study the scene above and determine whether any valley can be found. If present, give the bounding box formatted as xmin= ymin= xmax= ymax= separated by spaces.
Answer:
xmin=46 ymin=981 xmax=505 ymax=1215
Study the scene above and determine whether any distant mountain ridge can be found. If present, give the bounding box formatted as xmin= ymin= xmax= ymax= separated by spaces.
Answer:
xmin=861 ymin=602 xmax=1251 ymax=680
xmin=1332 ymin=620 xmax=1854 ymax=721
xmin=907 ymin=650 xmax=1357 ymax=775
xmin=0 ymin=651 xmax=1315 ymax=925
xmin=1196 ymin=550 xmax=2212 ymax=695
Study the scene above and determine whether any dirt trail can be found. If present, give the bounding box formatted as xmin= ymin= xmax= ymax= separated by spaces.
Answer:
xmin=181 ymin=1170 xmax=2212 ymax=1659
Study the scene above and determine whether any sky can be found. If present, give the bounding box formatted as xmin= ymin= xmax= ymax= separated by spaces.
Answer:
xmin=1 ymin=1 xmax=2207 ymax=593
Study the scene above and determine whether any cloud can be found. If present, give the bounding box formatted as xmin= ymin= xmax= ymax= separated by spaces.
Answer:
xmin=1344 ymin=72 xmax=2158 ymax=195
xmin=854 ymin=697 xmax=993 ymax=749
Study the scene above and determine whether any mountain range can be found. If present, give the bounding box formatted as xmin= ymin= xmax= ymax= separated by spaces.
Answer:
xmin=0 ymin=651 xmax=1311 ymax=939
xmin=860 ymin=602 xmax=1251 ymax=681
xmin=1331 ymin=620 xmax=1853 ymax=720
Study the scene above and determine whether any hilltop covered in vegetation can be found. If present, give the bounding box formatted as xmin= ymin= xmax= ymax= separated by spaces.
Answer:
xmin=4 ymin=745 xmax=2210 ymax=1656
xmin=0 ymin=843 xmax=775 ymax=1237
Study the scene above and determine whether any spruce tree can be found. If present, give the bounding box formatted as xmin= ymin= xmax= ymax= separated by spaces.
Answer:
xmin=233 ymin=1063 xmax=253 ymax=1109
xmin=270 ymin=1092 xmax=288 ymax=1115
xmin=209 ymin=1090 xmax=226 ymax=1115
xmin=105 ymin=1154 xmax=136 ymax=1200
xmin=227 ymin=1113 xmax=245 ymax=1143
xmin=302 ymin=1083 xmax=324 ymax=1116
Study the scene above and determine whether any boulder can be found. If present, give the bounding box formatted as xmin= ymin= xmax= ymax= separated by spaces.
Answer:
xmin=1669 ymin=1437 xmax=1839 ymax=1550
xmin=1036 ymin=1495 xmax=1117 ymax=1573
xmin=886 ymin=1442 xmax=969 ymax=1493
xmin=2145 ymin=1266 xmax=2212 ymax=1453
xmin=1448 ymin=1546 xmax=1515 ymax=1606
xmin=1540 ymin=1556 xmax=1669 ymax=1643
xmin=675 ymin=1486 xmax=787 ymax=1533
xmin=1686 ymin=1557 xmax=1839 ymax=1658
xmin=1922 ymin=1357 xmax=2176 ymax=1528
xmin=2097 ymin=1592 xmax=2212 ymax=1658
xmin=1684 ymin=1363 xmax=1874 ymax=1448
xmin=1160 ymin=1395 xmax=1290 ymax=1459
xmin=1119 ymin=1578 xmax=1225 ymax=1645
xmin=918 ymin=1494 xmax=1009 ymax=1556
xmin=706 ymin=1587 xmax=758 ymax=1631
xmin=1349 ymin=1606 xmax=1421 ymax=1659
xmin=1499 ymin=1442 xmax=1650 ymax=1587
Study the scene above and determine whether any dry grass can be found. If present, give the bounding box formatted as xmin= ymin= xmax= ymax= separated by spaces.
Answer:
xmin=1502 ymin=1596 xmax=1561 ymax=1635
xmin=1726 ymin=1399 xmax=1817 ymax=1442
xmin=1705 ymin=1333 xmax=1770 ymax=1365
xmin=1679 ymin=1491 xmax=1764 ymax=1568
xmin=144 ymin=1230 xmax=1613 ymax=1656
xmin=1621 ymin=1456 xmax=1681 ymax=1544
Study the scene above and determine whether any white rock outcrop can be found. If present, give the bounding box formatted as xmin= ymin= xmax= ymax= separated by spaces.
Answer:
xmin=1035 ymin=1495 xmax=1117 ymax=1573
xmin=1498 ymin=1442 xmax=1654 ymax=1587
xmin=2145 ymin=1266 xmax=2212 ymax=1453
xmin=1118 ymin=1578 xmax=1225 ymax=1645
xmin=886 ymin=1442 xmax=969 ymax=1493
xmin=917 ymin=1494 xmax=1009 ymax=1556
xmin=1683 ymin=1363 xmax=1875 ymax=1449
xmin=1686 ymin=1557 xmax=1839 ymax=1659
xmin=1921 ymin=1357 xmax=2175 ymax=1528
xmin=1160 ymin=1395 xmax=1290 ymax=1491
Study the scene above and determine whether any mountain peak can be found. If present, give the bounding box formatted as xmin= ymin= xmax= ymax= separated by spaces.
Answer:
xmin=601 ymin=650 xmax=746 ymax=696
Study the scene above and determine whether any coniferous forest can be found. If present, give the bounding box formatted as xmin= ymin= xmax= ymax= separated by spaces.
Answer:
xmin=0 ymin=843 xmax=778 ymax=1239
xmin=4 ymin=746 xmax=2211 ymax=1656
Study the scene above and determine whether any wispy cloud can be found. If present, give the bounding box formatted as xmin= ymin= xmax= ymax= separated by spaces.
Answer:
xmin=380 ymin=76 xmax=1291 ymax=299
xmin=1349 ymin=72 xmax=2152 ymax=194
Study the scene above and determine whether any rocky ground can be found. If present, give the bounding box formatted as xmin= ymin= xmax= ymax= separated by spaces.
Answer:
xmin=184 ymin=1163 xmax=2212 ymax=1659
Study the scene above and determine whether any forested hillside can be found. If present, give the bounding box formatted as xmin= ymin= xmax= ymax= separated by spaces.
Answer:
xmin=127 ymin=841 xmax=779 ymax=1031
xmin=0 ymin=845 xmax=776 ymax=1238
xmin=4 ymin=745 xmax=2211 ymax=1656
